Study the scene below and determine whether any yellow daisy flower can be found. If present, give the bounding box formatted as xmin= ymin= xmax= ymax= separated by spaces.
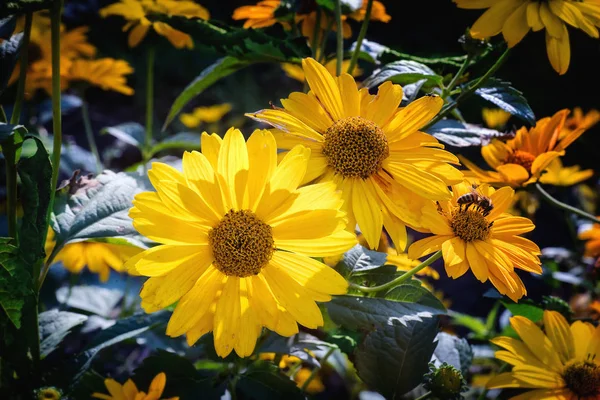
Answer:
xmin=460 ymin=109 xmax=592 ymax=187
xmin=92 ymin=372 xmax=178 ymax=400
xmin=482 ymin=108 xmax=511 ymax=129
xmin=580 ymin=221 xmax=600 ymax=257
xmin=179 ymin=103 xmax=232 ymax=128
xmin=45 ymin=230 xmax=143 ymax=282
xmin=408 ymin=182 xmax=542 ymax=302
xmin=539 ymin=158 xmax=593 ymax=186
xmin=561 ymin=107 xmax=600 ymax=140
xmin=487 ymin=310 xmax=600 ymax=399
xmin=126 ymin=128 xmax=356 ymax=357
xmin=248 ymin=57 xmax=463 ymax=251
xmin=281 ymin=59 xmax=362 ymax=82
xmin=99 ymin=0 xmax=210 ymax=49
xmin=69 ymin=58 xmax=134 ymax=95
xmin=232 ymin=0 xmax=290 ymax=29
xmin=454 ymin=0 xmax=600 ymax=74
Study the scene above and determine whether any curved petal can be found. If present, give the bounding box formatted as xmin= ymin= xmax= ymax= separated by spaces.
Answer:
xmin=281 ymin=91 xmax=333 ymax=132
xmin=502 ymin=2 xmax=530 ymax=47
xmin=385 ymin=95 xmax=443 ymax=142
xmin=337 ymin=73 xmax=360 ymax=118
xmin=274 ymin=230 xmax=357 ymax=257
xmin=545 ymin=25 xmax=570 ymax=75
xmin=466 ymin=242 xmax=489 ymax=282
xmin=408 ymin=235 xmax=449 ymax=259
xmin=470 ymin=0 xmax=522 ymax=38
xmin=302 ymin=58 xmax=344 ymax=121
xmin=363 ymin=81 xmax=403 ymax=127
xmin=543 ymin=310 xmax=575 ymax=364
xmin=352 ymin=178 xmax=383 ymax=249
xmin=509 ymin=315 xmax=564 ymax=372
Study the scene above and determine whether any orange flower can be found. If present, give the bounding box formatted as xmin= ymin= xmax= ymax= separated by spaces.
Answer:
xmin=579 ymin=221 xmax=600 ymax=257
xmin=232 ymin=0 xmax=289 ymax=29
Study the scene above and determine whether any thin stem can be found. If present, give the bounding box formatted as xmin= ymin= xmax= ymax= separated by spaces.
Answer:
xmin=10 ymin=12 xmax=32 ymax=125
xmin=350 ymin=250 xmax=443 ymax=293
xmin=318 ymin=18 xmax=334 ymax=63
xmin=300 ymin=347 xmax=335 ymax=392
xmin=425 ymin=47 xmax=510 ymax=130
xmin=535 ymin=183 xmax=600 ymax=224
xmin=414 ymin=392 xmax=432 ymax=400
xmin=310 ymin=8 xmax=322 ymax=60
xmin=144 ymin=46 xmax=155 ymax=158
xmin=0 ymin=105 xmax=7 ymax=122
xmin=441 ymin=54 xmax=473 ymax=99
xmin=37 ymin=240 xmax=63 ymax=291
xmin=80 ymin=95 xmax=103 ymax=173
xmin=334 ymin=0 xmax=343 ymax=76
xmin=347 ymin=0 xmax=373 ymax=75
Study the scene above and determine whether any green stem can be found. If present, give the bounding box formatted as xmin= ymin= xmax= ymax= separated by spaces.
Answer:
xmin=535 ymin=183 xmax=600 ymax=224
xmin=0 ymin=106 xmax=7 ymax=122
xmin=10 ymin=13 xmax=32 ymax=125
xmin=347 ymin=0 xmax=373 ymax=75
xmin=425 ymin=48 xmax=510 ymax=130
xmin=80 ymin=95 xmax=103 ymax=173
xmin=310 ymin=8 xmax=322 ymax=60
xmin=37 ymin=241 xmax=63 ymax=291
xmin=414 ymin=392 xmax=433 ymax=400
xmin=350 ymin=250 xmax=443 ymax=293
xmin=300 ymin=347 xmax=335 ymax=392
xmin=144 ymin=46 xmax=155 ymax=159
xmin=334 ymin=0 xmax=343 ymax=76
xmin=318 ymin=19 xmax=334 ymax=63
xmin=441 ymin=53 xmax=473 ymax=99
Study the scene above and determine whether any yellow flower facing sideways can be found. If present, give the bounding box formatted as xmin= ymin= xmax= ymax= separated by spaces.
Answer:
xmin=232 ymin=0 xmax=290 ymax=29
xmin=460 ymin=109 xmax=593 ymax=187
xmin=248 ymin=58 xmax=463 ymax=251
xmin=100 ymin=0 xmax=210 ymax=48
xmin=179 ymin=103 xmax=232 ymax=128
xmin=539 ymin=157 xmax=593 ymax=186
xmin=561 ymin=107 xmax=600 ymax=139
xmin=45 ymin=230 xmax=142 ymax=282
xmin=69 ymin=58 xmax=135 ymax=95
xmin=92 ymin=372 xmax=178 ymax=400
xmin=454 ymin=0 xmax=600 ymax=74
xmin=126 ymin=128 xmax=357 ymax=357
xmin=408 ymin=182 xmax=542 ymax=302
xmin=487 ymin=310 xmax=600 ymax=399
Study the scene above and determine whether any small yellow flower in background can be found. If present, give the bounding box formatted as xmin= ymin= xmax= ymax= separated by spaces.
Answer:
xmin=281 ymin=60 xmax=362 ymax=82
xmin=507 ymin=190 xmax=540 ymax=218
xmin=387 ymin=250 xmax=440 ymax=280
xmin=487 ymin=310 xmax=600 ymax=399
xmin=92 ymin=372 xmax=178 ymax=400
xmin=561 ymin=107 xmax=600 ymax=139
xmin=539 ymin=158 xmax=593 ymax=186
xmin=248 ymin=58 xmax=463 ymax=251
xmin=100 ymin=0 xmax=210 ymax=49
xmin=179 ymin=103 xmax=232 ymax=128
xmin=259 ymin=353 xmax=325 ymax=394
xmin=69 ymin=58 xmax=135 ymax=95
xmin=294 ymin=367 xmax=325 ymax=394
xmin=454 ymin=0 xmax=600 ymax=74
xmin=45 ymin=230 xmax=143 ymax=282
xmin=460 ymin=109 xmax=593 ymax=187
xmin=349 ymin=0 xmax=391 ymax=23
xmin=232 ymin=0 xmax=289 ymax=29
xmin=579 ymin=221 xmax=600 ymax=257
xmin=482 ymin=108 xmax=511 ymax=129
xmin=408 ymin=182 xmax=542 ymax=302
xmin=127 ymin=128 xmax=356 ymax=357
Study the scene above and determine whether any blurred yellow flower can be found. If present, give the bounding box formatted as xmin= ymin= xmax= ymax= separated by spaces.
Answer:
xmin=127 ymin=128 xmax=356 ymax=357
xmin=69 ymin=58 xmax=134 ymax=95
xmin=487 ymin=310 xmax=600 ymax=399
xmin=561 ymin=107 xmax=600 ymax=139
xmin=539 ymin=158 xmax=593 ymax=186
xmin=92 ymin=372 xmax=178 ymax=400
xmin=232 ymin=0 xmax=289 ymax=29
xmin=100 ymin=0 xmax=209 ymax=48
xmin=179 ymin=103 xmax=232 ymax=128
xmin=507 ymin=190 xmax=539 ymax=218
xmin=248 ymin=58 xmax=463 ymax=251
xmin=454 ymin=0 xmax=600 ymax=74
xmin=408 ymin=182 xmax=541 ymax=302
xmin=460 ymin=109 xmax=592 ymax=187
xmin=579 ymin=221 xmax=600 ymax=257
xmin=45 ymin=230 xmax=142 ymax=282
xmin=281 ymin=59 xmax=362 ymax=82
xmin=482 ymin=108 xmax=511 ymax=129
xmin=259 ymin=353 xmax=325 ymax=394
xmin=387 ymin=250 xmax=440 ymax=280
xmin=349 ymin=0 xmax=391 ymax=23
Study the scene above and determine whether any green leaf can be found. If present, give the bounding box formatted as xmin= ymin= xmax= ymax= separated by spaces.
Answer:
xmin=236 ymin=360 xmax=304 ymax=400
xmin=150 ymin=132 xmax=201 ymax=156
xmin=363 ymin=60 xmax=444 ymax=89
xmin=501 ymin=300 xmax=543 ymax=323
xmin=163 ymin=57 xmax=251 ymax=129
xmin=56 ymin=285 xmax=123 ymax=318
xmin=339 ymin=244 xmax=387 ymax=277
xmin=0 ymin=241 xmax=31 ymax=328
xmin=431 ymin=332 xmax=472 ymax=376
xmin=449 ymin=311 xmax=488 ymax=339
xmin=100 ymin=122 xmax=145 ymax=147
xmin=425 ymin=120 xmax=507 ymax=148
xmin=384 ymin=280 xmax=446 ymax=310
xmin=39 ymin=309 xmax=88 ymax=358
xmin=379 ymin=48 xmax=469 ymax=68
xmin=0 ymin=0 xmax=53 ymax=18
xmin=0 ymin=32 xmax=22 ymax=94
xmin=327 ymin=295 xmax=444 ymax=398
xmin=474 ymin=78 xmax=536 ymax=126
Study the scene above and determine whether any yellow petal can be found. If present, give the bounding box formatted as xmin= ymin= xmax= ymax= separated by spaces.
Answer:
xmin=246 ymin=109 xmax=324 ymax=141
xmin=545 ymin=24 xmax=570 ymax=75
xmin=213 ymin=277 xmax=241 ymax=357
xmin=509 ymin=315 xmax=564 ymax=372
xmin=530 ymin=151 xmax=562 ymax=177
xmin=386 ymin=95 xmax=443 ymax=142
xmin=352 ymin=178 xmax=383 ymax=249
xmin=302 ymin=58 xmax=344 ymax=121
xmin=246 ymin=129 xmax=277 ymax=210
xmin=570 ymin=320 xmax=595 ymax=361
xmin=274 ymin=230 xmax=357 ymax=257
xmin=201 ymin=132 xmax=222 ymax=170
xmin=218 ymin=127 xmax=249 ymax=208
xmin=280 ymin=91 xmax=333 ymax=132
xmin=337 ymin=73 xmax=360 ymax=118
xmin=502 ymin=2 xmax=530 ymax=47
xmin=542 ymin=310 xmax=575 ymax=364
xmin=466 ymin=242 xmax=489 ymax=282
xmin=147 ymin=373 xmax=166 ymax=399
xmin=128 ymin=245 xmax=208 ymax=276
xmin=363 ymin=81 xmax=403 ymax=127
xmin=491 ymin=216 xmax=535 ymax=235
xmin=272 ymin=209 xmax=344 ymax=240
xmin=408 ymin=235 xmax=449 ymax=259
xmin=470 ymin=0 xmax=522 ymax=38
xmin=527 ymin=2 xmax=544 ymax=31
xmin=384 ymin=161 xmax=452 ymax=200
xmin=496 ymin=163 xmax=530 ymax=184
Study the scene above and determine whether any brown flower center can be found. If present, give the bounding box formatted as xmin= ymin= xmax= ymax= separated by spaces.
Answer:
xmin=562 ymin=361 xmax=600 ymax=397
xmin=505 ymin=150 xmax=536 ymax=173
xmin=322 ymin=116 xmax=389 ymax=179
xmin=209 ymin=210 xmax=274 ymax=277
xmin=450 ymin=209 xmax=491 ymax=242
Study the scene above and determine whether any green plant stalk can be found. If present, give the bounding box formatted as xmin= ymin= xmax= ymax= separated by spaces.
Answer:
xmin=310 ymin=8 xmax=322 ymax=60
xmin=80 ymin=95 xmax=103 ymax=173
xmin=300 ymin=347 xmax=335 ymax=392
xmin=145 ymin=46 xmax=155 ymax=159
xmin=10 ymin=13 xmax=33 ymax=125
xmin=0 ymin=105 xmax=7 ymax=122
xmin=441 ymin=53 xmax=473 ymax=99
xmin=425 ymin=47 xmax=511 ymax=130
xmin=37 ymin=240 xmax=64 ymax=291
xmin=535 ymin=183 xmax=600 ymax=224
xmin=334 ymin=0 xmax=343 ymax=76
xmin=350 ymin=250 xmax=443 ymax=293
xmin=347 ymin=0 xmax=373 ymax=75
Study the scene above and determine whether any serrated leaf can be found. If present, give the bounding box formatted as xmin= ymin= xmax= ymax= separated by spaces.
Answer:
xmin=236 ymin=361 xmax=304 ymax=400
xmin=379 ymin=48 xmax=468 ymax=68
xmin=474 ymin=78 xmax=535 ymax=126
xmin=363 ymin=60 xmax=443 ymax=89
xmin=0 ymin=32 xmax=22 ymax=95
xmin=327 ymin=295 xmax=443 ymax=398
xmin=164 ymin=57 xmax=250 ymax=129
xmin=101 ymin=122 xmax=145 ymax=147
xmin=425 ymin=119 xmax=509 ymax=147
xmin=431 ymin=332 xmax=472 ymax=375
xmin=56 ymin=285 xmax=123 ymax=318
xmin=150 ymin=132 xmax=201 ymax=155
xmin=384 ymin=281 xmax=446 ymax=310
xmin=0 ymin=0 xmax=53 ymax=18
xmin=39 ymin=309 xmax=88 ymax=357
xmin=341 ymin=244 xmax=387 ymax=276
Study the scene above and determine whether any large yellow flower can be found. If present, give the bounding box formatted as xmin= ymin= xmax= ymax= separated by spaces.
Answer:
xmin=92 ymin=372 xmax=178 ymax=400
xmin=100 ymin=0 xmax=210 ymax=48
xmin=487 ymin=310 xmax=600 ymax=399
xmin=408 ymin=182 xmax=542 ymax=302
xmin=460 ymin=109 xmax=592 ymax=187
xmin=281 ymin=59 xmax=361 ymax=82
xmin=580 ymin=221 xmax=600 ymax=257
xmin=179 ymin=103 xmax=232 ymax=128
xmin=69 ymin=58 xmax=134 ymax=95
xmin=45 ymin=230 xmax=142 ymax=282
xmin=454 ymin=0 xmax=600 ymax=74
xmin=126 ymin=128 xmax=356 ymax=357
xmin=248 ymin=58 xmax=463 ymax=250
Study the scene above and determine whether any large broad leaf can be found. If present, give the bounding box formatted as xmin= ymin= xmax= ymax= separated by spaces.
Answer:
xmin=0 ymin=239 xmax=31 ymax=328
xmin=363 ymin=60 xmax=443 ymax=89
xmin=327 ymin=294 xmax=445 ymax=398
xmin=0 ymin=32 xmax=22 ymax=95
xmin=474 ymin=78 xmax=535 ymax=126
xmin=236 ymin=361 xmax=304 ymax=400
xmin=339 ymin=244 xmax=387 ymax=277
xmin=56 ymin=285 xmax=123 ymax=318
xmin=0 ymin=0 xmax=53 ymax=18
xmin=425 ymin=120 xmax=510 ymax=147
xmin=101 ymin=122 xmax=145 ymax=148
xmin=163 ymin=57 xmax=250 ymax=129
xmin=39 ymin=309 xmax=88 ymax=358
